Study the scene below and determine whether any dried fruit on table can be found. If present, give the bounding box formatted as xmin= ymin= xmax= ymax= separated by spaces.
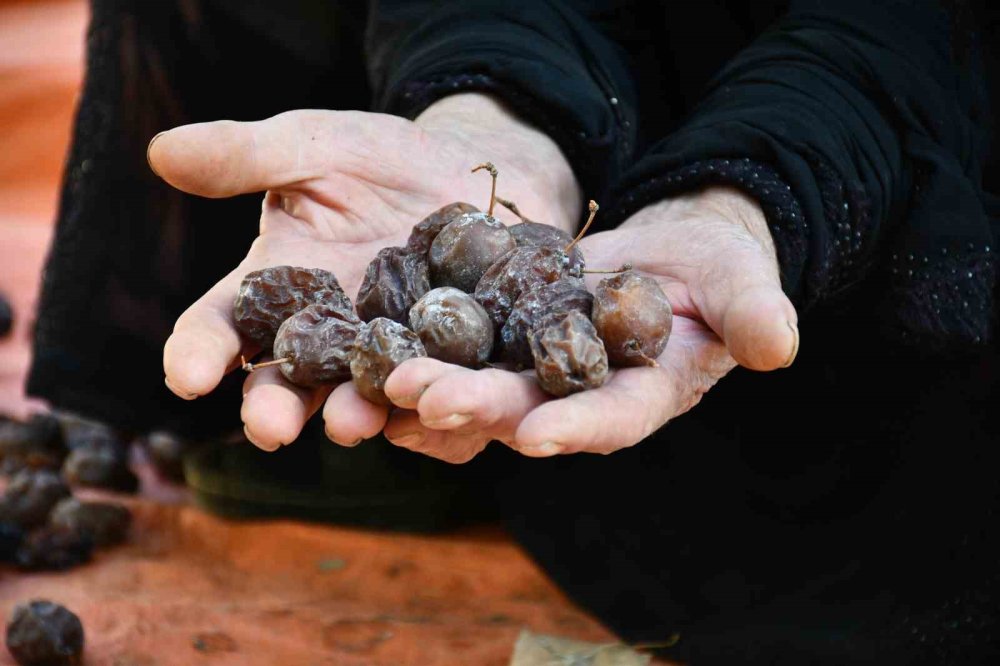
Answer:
xmin=16 ymin=526 xmax=92 ymax=571
xmin=409 ymin=287 xmax=493 ymax=367
xmin=355 ymin=247 xmax=430 ymax=324
xmin=406 ymin=202 xmax=479 ymax=255
xmin=49 ymin=498 xmax=131 ymax=548
xmin=6 ymin=600 xmax=84 ymax=666
xmin=62 ymin=440 xmax=138 ymax=494
xmin=351 ymin=318 xmax=427 ymax=406
xmin=0 ymin=469 xmax=70 ymax=530
xmin=271 ymin=303 xmax=360 ymax=387
xmin=474 ymin=246 xmax=571 ymax=331
xmin=0 ymin=414 xmax=66 ymax=474
xmin=530 ymin=311 xmax=609 ymax=397
xmin=233 ymin=266 xmax=351 ymax=348
xmin=500 ymin=279 xmax=594 ymax=370
xmin=592 ymin=271 xmax=672 ymax=367
xmin=509 ymin=221 xmax=585 ymax=276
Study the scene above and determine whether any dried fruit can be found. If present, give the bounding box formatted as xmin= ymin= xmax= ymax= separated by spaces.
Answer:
xmin=0 ymin=293 xmax=12 ymax=339
xmin=0 ymin=414 xmax=66 ymax=474
xmin=233 ymin=266 xmax=350 ymax=348
xmin=406 ymin=202 xmax=479 ymax=254
xmin=52 ymin=412 xmax=121 ymax=451
xmin=409 ymin=287 xmax=493 ymax=367
xmin=16 ymin=526 xmax=92 ymax=571
xmin=355 ymin=247 xmax=430 ymax=323
xmin=428 ymin=212 xmax=516 ymax=292
xmin=509 ymin=221 xmax=585 ymax=276
xmin=263 ymin=302 xmax=360 ymax=387
xmin=351 ymin=318 xmax=427 ymax=406
xmin=500 ymin=279 xmax=594 ymax=369
xmin=49 ymin=498 xmax=131 ymax=548
xmin=592 ymin=271 xmax=672 ymax=367
xmin=6 ymin=601 xmax=84 ymax=666
xmin=0 ymin=523 xmax=25 ymax=563
xmin=530 ymin=311 xmax=609 ymax=397
xmin=0 ymin=469 xmax=70 ymax=530
xmin=474 ymin=246 xmax=570 ymax=331
xmin=62 ymin=441 xmax=138 ymax=494
xmin=141 ymin=430 xmax=191 ymax=482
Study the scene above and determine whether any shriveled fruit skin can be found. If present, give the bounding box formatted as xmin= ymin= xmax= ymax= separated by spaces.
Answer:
xmin=0 ymin=414 xmax=66 ymax=474
xmin=509 ymin=221 xmax=585 ymax=275
xmin=428 ymin=212 xmax=516 ymax=292
xmin=351 ymin=318 xmax=427 ymax=406
xmin=474 ymin=246 xmax=570 ymax=332
xmin=49 ymin=498 xmax=131 ymax=548
xmin=233 ymin=266 xmax=350 ymax=348
xmin=6 ymin=600 xmax=84 ymax=666
xmin=0 ymin=469 xmax=70 ymax=530
xmin=407 ymin=202 xmax=479 ymax=254
xmin=273 ymin=303 xmax=360 ymax=387
xmin=16 ymin=526 xmax=93 ymax=571
xmin=592 ymin=271 xmax=672 ymax=367
xmin=500 ymin=279 xmax=594 ymax=369
xmin=355 ymin=247 xmax=430 ymax=323
xmin=530 ymin=311 xmax=608 ymax=397
xmin=409 ymin=287 xmax=493 ymax=367
xmin=62 ymin=440 xmax=138 ymax=493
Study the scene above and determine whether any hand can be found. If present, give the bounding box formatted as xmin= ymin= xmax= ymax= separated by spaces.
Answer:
xmin=381 ymin=187 xmax=799 ymax=461
xmin=152 ymin=93 xmax=582 ymax=451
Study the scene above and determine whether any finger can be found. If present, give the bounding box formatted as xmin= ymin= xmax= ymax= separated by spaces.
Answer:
xmin=384 ymin=411 xmax=490 ymax=464
xmin=241 ymin=363 xmax=330 ymax=451
xmin=323 ymin=381 xmax=389 ymax=447
xmin=383 ymin=357 xmax=456 ymax=409
xmin=148 ymin=111 xmax=330 ymax=198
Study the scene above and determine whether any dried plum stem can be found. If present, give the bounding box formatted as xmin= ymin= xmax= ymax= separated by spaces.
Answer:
xmin=495 ymin=196 xmax=525 ymax=221
xmin=564 ymin=200 xmax=599 ymax=253
xmin=471 ymin=162 xmax=498 ymax=216
xmin=241 ymin=356 xmax=292 ymax=373
xmin=582 ymin=263 xmax=633 ymax=274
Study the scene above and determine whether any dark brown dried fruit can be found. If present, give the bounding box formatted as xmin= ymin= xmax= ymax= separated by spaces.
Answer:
xmin=271 ymin=303 xmax=360 ymax=387
xmin=16 ymin=526 xmax=92 ymax=571
xmin=428 ymin=213 xmax=516 ymax=292
xmin=474 ymin=246 xmax=571 ymax=331
xmin=409 ymin=287 xmax=493 ymax=367
xmin=62 ymin=441 xmax=138 ymax=494
xmin=49 ymin=498 xmax=131 ymax=548
xmin=141 ymin=430 xmax=192 ymax=482
xmin=406 ymin=202 xmax=479 ymax=255
xmin=500 ymin=279 xmax=594 ymax=369
xmin=592 ymin=271 xmax=672 ymax=367
xmin=355 ymin=247 xmax=430 ymax=323
xmin=530 ymin=311 xmax=609 ymax=397
xmin=0 ymin=469 xmax=70 ymax=530
xmin=0 ymin=523 xmax=24 ymax=563
xmin=350 ymin=318 xmax=427 ymax=406
xmin=0 ymin=414 xmax=65 ymax=474
xmin=52 ymin=412 xmax=121 ymax=452
xmin=509 ymin=221 xmax=585 ymax=276
xmin=233 ymin=266 xmax=351 ymax=348
xmin=6 ymin=600 xmax=84 ymax=666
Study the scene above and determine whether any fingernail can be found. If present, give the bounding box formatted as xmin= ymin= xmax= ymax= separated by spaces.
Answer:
xmin=392 ymin=432 xmax=425 ymax=449
xmin=520 ymin=441 xmax=563 ymax=457
xmin=386 ymin=385 xmax=427 ymax=407
xmin=783 ymin=320 xmax=800 ymax=368
xmin=147 ymin=131 xmax=166 ymax=176
xmin=421 ymin=413 xmax=473 ymax=429
xmin=242 ymin=424 xmax=276 ymax=452
xmin=164 ymin=376 xmax=198 ymax=400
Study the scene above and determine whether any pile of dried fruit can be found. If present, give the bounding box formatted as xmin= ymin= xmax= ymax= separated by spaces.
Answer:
xmin=237 ymin=163 xmax=673 ymax=400
xmin=6 ymin=600 xmax=83 ymax=666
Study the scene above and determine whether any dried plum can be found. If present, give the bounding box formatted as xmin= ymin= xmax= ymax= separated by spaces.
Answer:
xmin=530 ymin=311 xmax=608 ymax=397
xmin=52 ymin=412 xmax=121 ymax=452
xmin=233 ymin=266 xmax=351 ymax=348
xmin=272 ymin=302 xmax=360 ymax=387
xmin=474 ymin=246 xmax=570 ymax=331
xmin=0 ymin=414 xmax=65 ymax=474
xmin=16 ymin=526 xmax=92 ymax=571
xmin=409 ymin=287 xmax=493 ymax=367
xmin=0 ymin=469 xmax=70 ymax=530
xmin=428 ymin=212 xmax=516 ymax=292
xmin=49 ymin=498 xmax=131 ymax=548
xmin=355 ymin=247 xmax=430 ymax=323
xmin=62 ymin=441 xmax=138 ymax=494
xmin=406 ymin=202 xmax=479 ymax=255
xmin=350 ymin=318 xmax=427 ymax=406
xmin=500 ymin=279 xmax=594 ymax=369
xmin=6 ymin=600 xmax=84 ymax=666
xmin=509 ymin=221 xmax=585 ymax=275
xmin=592 ymin=271 xmax=672 ymax=367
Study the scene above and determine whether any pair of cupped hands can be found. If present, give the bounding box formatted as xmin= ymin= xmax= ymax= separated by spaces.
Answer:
xmin=153 ymin=93 xmax=798 ymax=464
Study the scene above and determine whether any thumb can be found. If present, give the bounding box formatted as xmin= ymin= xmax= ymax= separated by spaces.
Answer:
xmin=147 ymin=111 xmax=328 ymax=198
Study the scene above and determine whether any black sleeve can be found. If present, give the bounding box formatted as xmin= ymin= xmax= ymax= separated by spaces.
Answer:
xmin=610 ymin=0 xmax=995 ymax=349
xmin=365 ymin=0 xmax=639 ymax=202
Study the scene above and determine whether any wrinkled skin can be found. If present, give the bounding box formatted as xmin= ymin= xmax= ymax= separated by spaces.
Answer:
xmin=62 ymin=441 xmax=138 ymax=493
xmin=428 ymin=213 xmax=516 ymax=292
xmin=409 ymin=287 xmax=493 ymax=368
xmin=355 ymin=247 xmax=430 ymax=323
xmin=233 ymin=266 xmax=350 ymax=348
xmin=593 ymin=271 xmax=673 ymax=367
xmin=0 ymin=469 xmax=70 ymax=529
xmin=0 ymin=414 xmax=65 ymax=473
xmin=49 ymin=497 xmax=132 ymax=548
xmin=510 ymin=221 xmax=585 ymax=275
xmin=474 ymin=246 xmax=570 ymax=331
xmin=500 ymin=279 xmax=594 ymax=369
xmin=6 ymin=601 xmax=84 ymax=665
xmin=530 ymin=311 xmax=609 ymax=397
xmin=407 ymin=202 xmax=479 ymax=254
xmin=351 ymin=318 xmax=427 ymax=406
xmin=273 ymin=303 xmax=360 ymax=387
